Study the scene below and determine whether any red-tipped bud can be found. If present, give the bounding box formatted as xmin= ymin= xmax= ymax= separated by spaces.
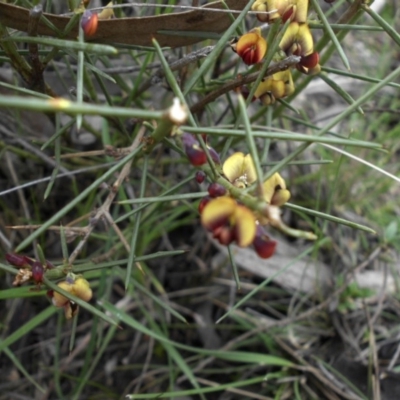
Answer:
xmin=6 ymin=253 xmax=32 ymax=267
xmin=181 ymin=133 xmax=220 ymax=166
xmin=208 ymin=183 xmax=227 ymax=198
xmin=195 ymin=171 xmax=206 ymax=184
xmin=81 ymin=10 xmax=98 ymax=37
xmin=31 ymin=261 xmax=44 ymax=284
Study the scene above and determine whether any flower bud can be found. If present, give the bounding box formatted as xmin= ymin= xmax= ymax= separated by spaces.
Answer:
xmin=81 ymin=10 xmax=98 ymax=37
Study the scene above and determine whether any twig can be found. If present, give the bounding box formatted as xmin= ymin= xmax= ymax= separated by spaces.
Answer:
xmin=364 ymin=303 xmax=381 ymax=400
xmin=5 ymin=152 xmax=38 ymax=254
xmin=68 ymin=127 xmax=145 ymax=264
xmin=178 ymin=247 xmax=382 ymax=382
xmin=0 ymin=121 xmax=70 ymax=174
xmin=135 ymin=46 xmax=214 ymax=98
xmin=190 ymin=55 xmax=301 ymax=114
xmin=28 ymin=5 xmax=45 ymax=93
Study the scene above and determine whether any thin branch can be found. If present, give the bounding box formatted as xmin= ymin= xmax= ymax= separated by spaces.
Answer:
xmin=68 ymin=127 xmax=145 ymax=264
xmin=190 ymin=55 xmax=301 ymax=114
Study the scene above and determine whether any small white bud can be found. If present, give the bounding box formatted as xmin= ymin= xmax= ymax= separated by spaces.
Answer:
xmin=168 ymin=98 xmax=188 ymax=126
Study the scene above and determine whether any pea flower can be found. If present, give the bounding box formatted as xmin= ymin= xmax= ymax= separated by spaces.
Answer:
xmin=279 ymin=22 xmax=321 ymax=75
xmin=222 ymin=152 xmax=257 ymax=188
xmin=263 ymin=172 xmax=291 ymax=206
xmin=201 ymin=197 xmax=257 ymax=247
xmin=232 ymin=28 xmax=267 ymax=66
xmin=252 ymin=0 xmax=308 ymax=24
xmin=50 ymin=274 xmax=93 ymax=319
xmin=253 ymin=70 xmax=295 ymax=105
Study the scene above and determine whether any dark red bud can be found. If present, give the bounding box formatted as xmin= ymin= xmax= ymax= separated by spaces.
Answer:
xmin=31 ymin=262 xmax=44 ymax=284
xmin=300 ymin=52 xmax=320 ymax=69
xmin=47 ymin=290 xmax=54 ymax=298
xmin=253 ymin=226 xmax=277 ymax=259
xmin=195 ymin=171 xmax=206 ymax=184
xmin=208 ymin=183 xmax=227 ymax=198
xmin=185 ymin=146 xmax=207 ymax=166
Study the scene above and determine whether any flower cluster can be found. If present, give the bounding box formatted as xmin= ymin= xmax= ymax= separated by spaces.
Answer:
xmin=48 ymin=274 xmax=93 ymax=319
xmin=232 ymin=0 xmax=320 ymax=104
xmin=6 ymin=253 xmax=53 ymax=286
xmin=188 ymin=149 xmax=290 ymax=259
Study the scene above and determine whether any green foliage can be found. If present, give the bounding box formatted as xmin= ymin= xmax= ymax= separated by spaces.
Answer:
xmin=0 ymin=0 xmax=399 ymax=398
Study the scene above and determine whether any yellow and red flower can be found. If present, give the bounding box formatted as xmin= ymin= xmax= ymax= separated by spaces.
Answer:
xmin=252 ymin=0 xmax=309 ymax=24
xmin=199 ymin=153 xmax=290 ymax=259
xmin=232 ymin=28 xmax=267 ymax=66
xmin=253 ymin=70 xmax=295 ymax=105
xmin=201 ymin=197 xmax=257 ymax=247
xmin=50 ymin=274 xmax=92 ymax=319
xmin=279 ymin=22 xmax=321 ymax=75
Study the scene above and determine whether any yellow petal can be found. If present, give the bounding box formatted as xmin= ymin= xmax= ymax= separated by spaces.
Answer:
xmin=98 ymin=1 xmax=114 ymax=20
xmin=297 ymin=23 xmax=314 ymax=56
xmin=73 ymin=277 xmax=93 ymax=302
xmin=223 ymin=152 xmax=246 ymax=182
xmin=201 ymin=197 xmax=236 ymax=231
xmin=273 ymin=70 xmax=295 ymax=97
xmin=263 ymin=173 xmax=288 ymax=204
xmin=223 ymin=152 xmax=257 ymax=187
xmin=233 ymin=205 xmax=257 ymax=247
xmin=255 ymin=70 xmax=294 ymax=104
xmin=294 ymin=0 xmax=309 ymax=23
xmin=63 ymin=302 xmax=74 ymax=319
xmin=254 ymin=77 xmax=275 ymax=99
xmin=270 ymin=80 xmax=286 ymax=99
xmin=279 ymin=21 xmax=300 ymax=53
xmin=52 ymin=281 xmax=73 ymax=307
xmin=272 ymin=188 xmax=291 ymax=206
xmin=243 ymin=154 xmax=257 ymax=185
